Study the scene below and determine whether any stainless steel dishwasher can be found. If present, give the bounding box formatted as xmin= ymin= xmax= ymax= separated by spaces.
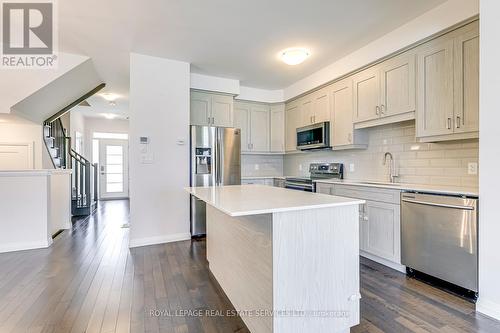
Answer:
xmin=401 ymin=192 xmax=478 ymax=293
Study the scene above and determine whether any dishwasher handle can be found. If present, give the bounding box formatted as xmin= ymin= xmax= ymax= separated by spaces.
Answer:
xmin=401 ymin=198 xmax=475 ymax=211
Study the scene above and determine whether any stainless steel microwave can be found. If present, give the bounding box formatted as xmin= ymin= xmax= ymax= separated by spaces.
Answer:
xmin=296 ymin=121 xmax=330 ymax=150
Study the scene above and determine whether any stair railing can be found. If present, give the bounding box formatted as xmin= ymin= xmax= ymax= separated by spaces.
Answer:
xmin=69 ymin=147 xmax=98 ymax=214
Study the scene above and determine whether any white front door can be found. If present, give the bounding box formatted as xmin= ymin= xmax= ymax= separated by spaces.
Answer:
xmin=99 ymin=139 xmax=129 ymax=199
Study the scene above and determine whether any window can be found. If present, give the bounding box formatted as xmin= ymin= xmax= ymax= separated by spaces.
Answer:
xmin=105 ymin=145 xmax=124 ymax=193
xmin=93 ymin=132 xmax=128 ymax=140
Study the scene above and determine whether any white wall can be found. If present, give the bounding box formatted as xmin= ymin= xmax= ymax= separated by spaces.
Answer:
xmin=129 ymin=53 xmax=191 ymax=247
xmin=0 ymin=114 xmax=43 ymax=169
xmin=190 ymin=73 xmax=240 ymax=95
xmin=477 ymin=0 xmax=500 ymax=321
xmin=83 ymin=117 xmax=129 ymax=158
xmin=0 ymin=51 xmax=89 ymax=115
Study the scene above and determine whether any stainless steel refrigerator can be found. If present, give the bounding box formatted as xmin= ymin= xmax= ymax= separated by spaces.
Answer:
xmin=190 ymin=126 xmax=241 ymax=237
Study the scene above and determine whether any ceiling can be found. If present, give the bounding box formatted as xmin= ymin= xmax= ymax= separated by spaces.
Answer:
xmin=59 ymin=0 xmax=447 ymax=117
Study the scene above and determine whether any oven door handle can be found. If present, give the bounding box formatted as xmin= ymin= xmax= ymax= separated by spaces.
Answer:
xmin=401 ymin=198 xmax=475 ymax=211
xmin=286 ymin=185 xmax=313 ymax=191
xmin=285 ymin=181 xmax=313 ymax=188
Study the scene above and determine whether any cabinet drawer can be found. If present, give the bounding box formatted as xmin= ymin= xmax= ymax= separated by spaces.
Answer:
xmin=333 ymin=184 xmax=400 ymax=204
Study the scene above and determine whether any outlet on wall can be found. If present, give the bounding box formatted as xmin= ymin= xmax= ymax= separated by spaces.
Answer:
xmin=254 ymin=164 xmax=260 ymax=171
xmin=468 ymin=162 xmax=478 ymax=175
xmin=299 ymin=164 xmax=303 ymax=171
xmin=349 ymin=163 xmax=355 ymax=172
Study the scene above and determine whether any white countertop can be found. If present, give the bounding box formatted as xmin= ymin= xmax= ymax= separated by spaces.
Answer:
xmin=241 ymin=176 xmax=285 ymax=180
xmin=186 ymin=185 xmax=364 ymax=217
xmin=314 ymin=179 xmax=479 ymax=197
xmin=0 ymin=169 xmax=72 ymax=177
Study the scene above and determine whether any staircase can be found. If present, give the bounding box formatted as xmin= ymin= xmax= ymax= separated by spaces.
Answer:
xmin=44 ymin=118 xmax=98 ymax=216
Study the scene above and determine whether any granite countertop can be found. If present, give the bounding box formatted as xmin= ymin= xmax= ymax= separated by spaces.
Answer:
xmin=185 ymin=185 xmax=364 ymax=217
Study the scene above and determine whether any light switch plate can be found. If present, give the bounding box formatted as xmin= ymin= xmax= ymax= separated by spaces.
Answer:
xmin=468 ymin=162 xmax=478 ymax=175
xmin=349 ymin=163 xmax=355 ymax=172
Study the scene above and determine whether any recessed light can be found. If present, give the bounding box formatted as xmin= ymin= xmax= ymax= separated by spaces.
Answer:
xmin=279 ymin=47 xmax=311 ymax=65
xmin=100 ymin=93 xmax=120 ymax=101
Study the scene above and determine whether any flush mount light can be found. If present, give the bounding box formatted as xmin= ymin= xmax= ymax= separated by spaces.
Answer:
xmin=103 ymin=113 xmax=117 ymax=120
xmin=99 ymin=93 xmax=120 ymax=101
xmin=279 ymin=47 xmax=311 ymax=65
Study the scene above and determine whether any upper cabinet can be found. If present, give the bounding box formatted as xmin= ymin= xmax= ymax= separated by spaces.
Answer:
xmin=285 ymin=100 xmax=301 ymax=152
xmin=297 ymin=86 xmax=331 ymax=127
xmin=330 ymin=78 xmax=368 ymax=149
xmin=190 ymin=91 xmax=233 ymax=127
xmin=416 ymin=21 xmax=479 ymax=142
xmin=270 ymin=104 xmax=285 ymax=153
xmin=234 ymin=101 xmax=271 ymax=153
xmin=353 ymin=52 xmax=416 ymax=129
xmin=352 ymin=67 xmax=380 ymax=123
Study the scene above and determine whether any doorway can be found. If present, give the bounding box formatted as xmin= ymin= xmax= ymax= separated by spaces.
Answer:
xmin=92 ymin=132 xmax=129 ymax=200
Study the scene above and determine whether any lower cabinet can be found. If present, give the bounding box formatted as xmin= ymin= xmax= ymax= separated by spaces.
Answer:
xmin=241 ymin=178 xmax=274 ymax=186
xmin=359 ymin=200 xmax=401 ymax=265
xmin=315 ymin=182 xmax=403 ymax=271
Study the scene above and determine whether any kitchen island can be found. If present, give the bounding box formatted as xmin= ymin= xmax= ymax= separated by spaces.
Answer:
xmin=186 ymin=185 xmax=364 ymax=333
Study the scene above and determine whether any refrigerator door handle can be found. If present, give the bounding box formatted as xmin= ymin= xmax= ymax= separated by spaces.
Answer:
xmin=215 ymin=128 xmax=221 ymax=185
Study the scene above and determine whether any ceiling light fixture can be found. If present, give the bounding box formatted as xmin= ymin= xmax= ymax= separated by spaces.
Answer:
xmin=279 ymin=47 xmax=311 ymax=65
xmin=100 ymin=93 xmax=120 ymax=101
xmin=103 ymin=113 xmax=117 ymax=120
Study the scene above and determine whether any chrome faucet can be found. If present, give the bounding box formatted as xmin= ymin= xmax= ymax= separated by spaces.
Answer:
xmin=383 ymin=152 xmax=399 ymax=183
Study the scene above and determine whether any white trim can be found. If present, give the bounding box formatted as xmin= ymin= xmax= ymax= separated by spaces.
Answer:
xmin=0 ymin=239 xmax=52 ymax=254
xmin=360 ymin=250 xmax=406 ymax=274
xmin=129 ymin=232 xmax=191 ymax=248
xmin=476 ymin=299 xmax=500 ymax=321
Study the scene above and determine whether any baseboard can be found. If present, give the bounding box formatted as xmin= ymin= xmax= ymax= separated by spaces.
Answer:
xmin=129 ymin=232 xmax=191 ymax=248
xmin=477 ymin=298 xmax=500 ymax=321
xmin=0 ymin=239 xmax=52 ymax=253
xmin=360 ymin=251 xmax=406 ymax=273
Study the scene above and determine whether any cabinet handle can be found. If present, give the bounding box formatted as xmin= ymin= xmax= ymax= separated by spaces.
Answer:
xmin=212 ymin=117 xmax=215 ymax=124
xmin=375 ymin=106 xmax=380 ymax=115
xmin=380 ymin=104 xmax=385 ymax=115
xmin=207 ymin=117 xmax=211 ymax=124
xmin=447 ymin=117 xmax=452 ymax=130
xmin=456 ymin=116 xmax=461 ymax=128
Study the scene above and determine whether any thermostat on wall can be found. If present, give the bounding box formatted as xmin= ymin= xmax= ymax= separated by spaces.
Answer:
xmin=139 ymin=136 xmax=149 ymax=144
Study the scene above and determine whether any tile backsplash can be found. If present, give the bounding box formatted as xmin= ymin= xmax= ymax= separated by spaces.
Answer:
xmin=242 ymin=154 xmax=283 ymax=177
xmin=283 ymin=120 xmax=478 ymax=188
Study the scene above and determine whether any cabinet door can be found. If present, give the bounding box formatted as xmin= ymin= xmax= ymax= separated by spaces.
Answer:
xmin=285 ymin=102 xmax=300 ymax=152
xmin=299 ymin=97 xmax=314 ymax=126
xmin=270 ymin=104 xmax=285 ymax=152
xmin=331 ymin=78 xmax=354 ymax=147
xmin=380 ymin=53 xmax=416 ymax=117
xmin=249 ymin=105 xmax=270 ymax=152
xmin=416 ymin=38 xmax=454 ymax=137
xmin=211 ymin=94 xmax=233 ymax=127
xmin=454 ymin=25 xmax=479 ymax=134
xmin=364 ymin=201 xmax=400 ymax=263
xmin=234 ymin=102 xmax=250 ymax=152
xmin=312 ymin=87 xmax=330 ymax=123
xmin=315 ymin=182 xmax=333 ymax=195
xmin=353 ymin=67 xmax=380 ymax=122
xmin=190 ymin=91 xmax=211 ymax=126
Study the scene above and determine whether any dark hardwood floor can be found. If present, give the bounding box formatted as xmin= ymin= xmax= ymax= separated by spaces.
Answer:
xmin=0 ymin=200 xmax=499 ymax=333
